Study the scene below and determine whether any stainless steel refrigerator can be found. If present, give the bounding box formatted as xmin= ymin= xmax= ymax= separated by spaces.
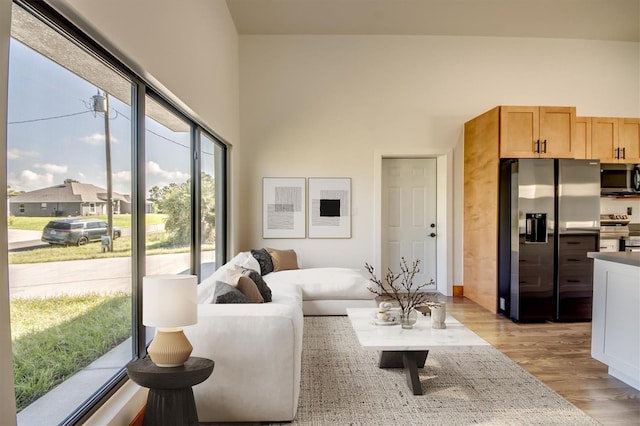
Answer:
xmin=498 ymin=159 xmax=600 ymax=322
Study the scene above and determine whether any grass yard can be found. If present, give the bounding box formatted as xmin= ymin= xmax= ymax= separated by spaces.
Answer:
xmin=11 ymin=293 xmax=131 ymax=411
xmin=8 ymin=213 xmax=167 ymax=231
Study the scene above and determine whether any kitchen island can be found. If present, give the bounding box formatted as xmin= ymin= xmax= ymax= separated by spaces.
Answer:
xmin=587 ymin=252 xmax=640 ymax=390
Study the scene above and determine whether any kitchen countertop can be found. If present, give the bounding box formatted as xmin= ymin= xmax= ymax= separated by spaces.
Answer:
xmin=587 ymin=251 xmax=640 ymax=267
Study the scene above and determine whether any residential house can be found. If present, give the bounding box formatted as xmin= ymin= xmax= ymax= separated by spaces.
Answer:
xmin=0 ymin=1 xmax=638 ymax=425
xmin=8 ymin=182 xmax=130 ymax=217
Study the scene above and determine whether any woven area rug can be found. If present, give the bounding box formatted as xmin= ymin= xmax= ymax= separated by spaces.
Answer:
xmin=281 ymin=316 xmax=600 ymax=426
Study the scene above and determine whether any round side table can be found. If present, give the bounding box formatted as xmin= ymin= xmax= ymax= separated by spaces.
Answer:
xmin=126 ymin=357 xmax=214 ymax=426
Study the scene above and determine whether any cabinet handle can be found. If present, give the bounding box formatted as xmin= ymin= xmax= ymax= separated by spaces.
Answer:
xmin=542 ymin=140 xmax=547 ymax=153
xmin=567 ymin=279 xmax=581 ymax=283
xmin=615 ymin=147 xmax=620 ymax=159
xmin=534 ymin=140 xmax=540 ymax=153
xmin=621 ymin=147 xmax=626 ymax=159
xmin=567 ymin=241 xmax=580 ymax=245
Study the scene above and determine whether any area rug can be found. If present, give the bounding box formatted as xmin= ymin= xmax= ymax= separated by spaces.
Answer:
xmin=281 ymin=316 xmax=600 ymax=426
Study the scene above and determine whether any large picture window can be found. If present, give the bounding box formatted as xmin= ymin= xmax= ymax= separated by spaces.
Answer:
xmin=5 ymin=2 xmax=227 ymax=424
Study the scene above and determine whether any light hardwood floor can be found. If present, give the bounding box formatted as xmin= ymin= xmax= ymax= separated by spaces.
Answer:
xmin=445 ymin=296 xmax=640 ymax=426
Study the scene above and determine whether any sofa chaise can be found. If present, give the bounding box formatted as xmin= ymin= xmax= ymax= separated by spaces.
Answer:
xmin=184 ymin=250 xmax=376 ymax=423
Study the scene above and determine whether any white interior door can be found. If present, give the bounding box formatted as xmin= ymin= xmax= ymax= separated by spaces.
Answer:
xmin=382 ymin=158 xmax=437 ymax=290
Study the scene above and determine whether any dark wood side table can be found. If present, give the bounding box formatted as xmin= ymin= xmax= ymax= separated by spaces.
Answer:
xmin=126 ymin=357 xmax=214 ymax=426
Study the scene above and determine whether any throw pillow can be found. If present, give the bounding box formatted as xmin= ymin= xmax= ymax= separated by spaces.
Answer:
xmin=226 ymin=267 xmax=265 ymax=303
xmin=234 ymin=276 xmax=264 ymax=303
xmin=241 ymin=267 xmax=273 ymax=302
xmin=212 ymin=281 xmax=248 ymax=304
xmin=251 ymin=248 xmax=274 ymax=275
xmin=267 ymin=248 xmax=299 ymax=272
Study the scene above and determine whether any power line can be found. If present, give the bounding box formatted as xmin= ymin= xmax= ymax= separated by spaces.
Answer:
xmin=8 ymin=108 xmax=214 ymax=156
xmin=8 ymin=110 xmax=92 ymax=124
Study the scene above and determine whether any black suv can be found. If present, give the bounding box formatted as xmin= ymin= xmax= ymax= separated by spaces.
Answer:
xmin=41 ymin=218 xmax=121 ymax=246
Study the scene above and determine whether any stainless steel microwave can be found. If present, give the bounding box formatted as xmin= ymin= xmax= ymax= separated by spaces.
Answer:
xmin=600 ymin=163 xmax=640 ymax=195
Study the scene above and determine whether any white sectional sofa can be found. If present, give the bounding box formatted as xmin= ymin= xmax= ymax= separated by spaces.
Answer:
xmin=184 ymin=251 xmax=375 ymax=423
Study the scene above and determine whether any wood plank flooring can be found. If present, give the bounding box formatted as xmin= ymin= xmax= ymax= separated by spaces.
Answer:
xmin=445 ymin=295 xmax=640 ymax=426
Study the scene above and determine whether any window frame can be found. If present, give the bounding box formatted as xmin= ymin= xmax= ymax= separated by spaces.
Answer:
xmin=9 ymin=1 xmax=228 ymax=424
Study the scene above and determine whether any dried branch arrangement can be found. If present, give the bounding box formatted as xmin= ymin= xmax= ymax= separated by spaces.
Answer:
xmin=365 ymin=257 xmax=440 ymax=314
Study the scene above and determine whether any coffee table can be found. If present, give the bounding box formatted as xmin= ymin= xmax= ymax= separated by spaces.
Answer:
xmin=346 ymin=308 xmax=489 ymax=395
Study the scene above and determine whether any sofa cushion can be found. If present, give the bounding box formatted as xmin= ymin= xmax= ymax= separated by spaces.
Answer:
xmin=251 ymin=248 xmax=274 ymax=275
xmin=267 ymin=248 xmax=299 ymax=272
xmin=212 ymin=281 xmax=249 ymax=304
xmin=263 ymin=268 xmax=374 ymax=301
xmin=242 ymin=267 xmax=273 ymax=302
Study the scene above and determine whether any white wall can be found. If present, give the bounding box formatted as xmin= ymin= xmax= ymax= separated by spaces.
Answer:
xmin=0 ymin=0 xmax=17 ymax=424
xmin=239 ymin=35 xmax=640 ymax=283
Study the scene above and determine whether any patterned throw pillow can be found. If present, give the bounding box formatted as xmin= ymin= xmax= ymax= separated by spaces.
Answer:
xmin=250 ymin=248 xmax=274 ymax=275
xmin=212 ymin=281 xmax=248 ymax=304
xmin=241 ymin=267 xmax=273 ymax=302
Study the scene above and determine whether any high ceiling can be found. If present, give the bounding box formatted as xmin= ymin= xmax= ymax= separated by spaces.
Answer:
xmin=226 ymin=0 xmax=640 ymax=42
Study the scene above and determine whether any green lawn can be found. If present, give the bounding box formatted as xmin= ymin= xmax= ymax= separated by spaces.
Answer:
xmin=8 ymin=213 xmax=167 ymax=231
xmin=11 ymin=293 xmax=131 ymax=411
xmin=9 ymin=232 xmax=194 ymax=264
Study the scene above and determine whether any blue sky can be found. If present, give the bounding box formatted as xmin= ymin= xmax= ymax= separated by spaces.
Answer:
xmin=7 ymin=39 xmax=191 ymax=196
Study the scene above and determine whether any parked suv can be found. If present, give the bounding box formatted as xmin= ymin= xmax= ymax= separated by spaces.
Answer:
xmin=41 ymin=218 xmax=121 ymax=246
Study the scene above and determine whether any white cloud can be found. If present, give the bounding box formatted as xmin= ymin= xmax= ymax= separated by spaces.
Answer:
xmin=146 ymin=161 xmax=189 ymax=181
xmin=114 ymin=170 xmax=131 ymax=183
xmin=35 ymin=163 xmax=68 ymax=174
xmin=79 ymin=133 xmax=119 ymax=145
xmin=7 ymin=148 xmax=39 ymax=160
xmin=9 ymin=170 xmax=54 ymax=192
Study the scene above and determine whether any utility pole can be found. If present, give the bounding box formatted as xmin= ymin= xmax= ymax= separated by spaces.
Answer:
xmin=92 ymin=91 xmax=114 ymax=252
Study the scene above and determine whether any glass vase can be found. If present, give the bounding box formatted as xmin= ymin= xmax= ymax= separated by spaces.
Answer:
xmin=400 ymin=309 xmax=418 ymax=329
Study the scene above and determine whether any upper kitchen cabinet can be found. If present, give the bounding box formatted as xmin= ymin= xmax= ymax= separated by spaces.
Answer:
xmin=575 ymin=116 xmax=590 ymax=160
xmin=499 ymin=106 xmax=577 ymax=159
xmin=619 ymin=118 xmax=640 ymax=163
xmin=590 ymin=117 xmax=640 ymax=163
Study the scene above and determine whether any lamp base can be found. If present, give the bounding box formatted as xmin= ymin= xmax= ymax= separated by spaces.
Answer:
xmin=148 ymin=328 xmax=193 ymax=367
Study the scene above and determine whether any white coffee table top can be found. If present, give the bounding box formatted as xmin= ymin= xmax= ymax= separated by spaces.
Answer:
xmin=346 ymin=308 xmax=490 ymax=351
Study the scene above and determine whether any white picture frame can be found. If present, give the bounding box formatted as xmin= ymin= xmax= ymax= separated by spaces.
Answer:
xmin=308 ymin=177 xmax=351 ymax=238
xmin=262 ymin=177 xmax=306 ymax=238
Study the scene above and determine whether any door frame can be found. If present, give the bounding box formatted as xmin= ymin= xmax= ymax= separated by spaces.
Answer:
xmin=374 ymin=150 xmax=453 ymax=296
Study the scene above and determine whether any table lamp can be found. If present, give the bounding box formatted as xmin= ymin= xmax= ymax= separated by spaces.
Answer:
xmin=143 ymin=274 xmax=198 ymax=367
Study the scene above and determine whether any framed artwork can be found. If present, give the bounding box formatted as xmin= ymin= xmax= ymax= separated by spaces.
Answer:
xmin=308 ymin=177 xmax=351 ymax=238
xmin=262 ymin=177 xmax=306 ymax=238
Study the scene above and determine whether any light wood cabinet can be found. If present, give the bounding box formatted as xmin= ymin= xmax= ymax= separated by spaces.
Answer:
xmin=590 ymin=117 xmax=619 ymax=162
xmin=619 ymin=118 xmax=640 ymax=163
xmin=575 ymin=116 xmax=591 ymax=160
xmin=589 ymin=117 xmax=640 ymax=163
xmin=499 ymin=106 xmax=577 ymax=159
xmin=464 ymin=107 xmax=500 ymax=314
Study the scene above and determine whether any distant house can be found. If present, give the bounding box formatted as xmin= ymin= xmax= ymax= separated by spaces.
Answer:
xmin=8 ymin=182 xmax=131 ymax=217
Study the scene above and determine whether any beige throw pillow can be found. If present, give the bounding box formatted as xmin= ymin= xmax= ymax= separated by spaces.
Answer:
xmin=226 ymin=267 xmax=264 ymax=303
xmin=267 ymin=248 xmax=299 ymax=272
